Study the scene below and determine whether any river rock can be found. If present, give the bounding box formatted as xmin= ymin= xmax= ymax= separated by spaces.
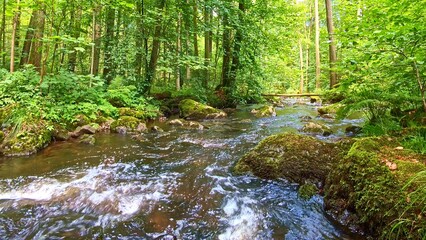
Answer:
xmin=251 ymin=105 xmax=276 ymax=117
xmin=317 ymin=103 xmax=343 ymax=116
xmin=137 ymin=123 xmax=148 ymax=132
xmin=52 ymin=126 xmax=70 ymax=141
xmin=0 ymin=119 xmax=52 ymax=156
xmin=78 ymin=134 xmax=96 ymax=145
xmin=234 ymin=132 xmax=341 ymax=186
xmin=301 ymin=122 xmax=333 ymax=136
xmin=179 ymin=99 xmax=227 ymax=120
xmin=118 ymin=107 xmax=147 ymax=119
xmin=110 ymin=116 xmax=143 ymax=134
xmin=70 ymin=124 xmax=98 ymax=138
xmin=151 ymin=126 xmax=164 ymax=132
xmin=345 ymin=126 xmax=362 ymax=136
xmin=168 ymin=119 xmax=185 ymax=126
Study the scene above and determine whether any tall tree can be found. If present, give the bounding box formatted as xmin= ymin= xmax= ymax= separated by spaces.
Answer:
xmin=325 ymin=0 xmax=337 ymax=88
xmin=90 ymin=4 xmax=101 ymax=75
xmin=1 ymin=0 xmax=6 ymax=67
xmin=314 ymin=0 xmax=321 ymax=89
xmin=203 ymin=2 xmax=212 ymax=88
xmin=10 ymin=0 xmax=20 ymax=72
xmin=103 ymin=3 xmax=116 ymax=83
xmin=27 ymin=7 xmax=45 ymax=72
xmin=144 ymin=0 xmax=166 ymax=93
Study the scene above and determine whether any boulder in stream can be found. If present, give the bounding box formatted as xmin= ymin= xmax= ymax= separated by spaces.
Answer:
xmin=0 ymin=119 xmax=52 ymax=156
xmin=178 ymin=99 xmax=227 ymax=120
xmin=78 ymin=134 xmax=96 ymax=145
xmin=301 ymin=122 xmax=333 ymax=136
xmin=234 ymin=132 xmax=341 ymax=186
xmin=69 ymin=124 xmax=98 ymax=138
xmin=110 ymin=116 xmax=144 ymax=134
xmin=251 ymin=105 xmax=276 ymax=117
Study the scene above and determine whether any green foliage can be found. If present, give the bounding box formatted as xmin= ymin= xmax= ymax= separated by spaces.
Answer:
xmin=402 ymin=128 xmax=426 ymax=154
xmin=384 ymin=170 xmax=426 ymax=239
xmin=0 ymin=69 xmax=159 ymax=130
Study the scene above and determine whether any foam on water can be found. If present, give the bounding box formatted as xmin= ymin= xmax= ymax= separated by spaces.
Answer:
xmin=0 ymin=162 xmax=179 ymax=224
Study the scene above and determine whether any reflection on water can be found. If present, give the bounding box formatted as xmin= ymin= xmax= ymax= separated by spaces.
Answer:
xmin=0 ymin=101 xmax=364 ymax=239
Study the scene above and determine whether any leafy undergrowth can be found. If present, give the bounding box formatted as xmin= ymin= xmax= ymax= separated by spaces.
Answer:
xmin=0 ymin=68 xmax=160 ymax=156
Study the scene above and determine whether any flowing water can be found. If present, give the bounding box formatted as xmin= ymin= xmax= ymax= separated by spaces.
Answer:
xmin=0 ymin=100 xmax=364 ymax=239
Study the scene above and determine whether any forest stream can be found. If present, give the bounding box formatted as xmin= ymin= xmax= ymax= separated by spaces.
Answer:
xmin=0 ymin=100 xmax=364 ymax=239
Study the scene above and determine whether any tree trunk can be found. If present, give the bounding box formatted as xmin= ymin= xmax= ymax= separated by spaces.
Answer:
xmin=314 ymin=0 xmax=321 ymax=90
xmin=325 ymin=0 xmax=338 ymax=88
xmin=203 ymin=4 xmax=212 ymax=88
xmin=27 ymin=8 xmax=45 ymax=72
xmin=192 ymin=0 xmax=199 ymax=57
xmin=103 ymin=5 xmax=115 ymax=84
xmin=10 ymin=0 xmax=20 ymax=72
xmin=1 ymin=0 xmax=6 ymax=67
xmin=90 ymin=5 xmax=101 ymax=75
xmin=68 ymin=7 xmax=82 ymax=72
xmin=221 ymin=13 xmax=232 ymax=88
xmin=144 ymin=0 xmax=166 ymax=94
xmin=299 ymin=39 xmax=304 ymax=94
xmin=228 ymin=1 xmax=245 ymax=88
xmin=176 ymin=12 xmax=182 ymax=91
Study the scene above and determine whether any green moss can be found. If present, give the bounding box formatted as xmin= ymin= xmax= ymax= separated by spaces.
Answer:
xmin=0 ymin=131 xmax=4 ymax=143
xmin=72 ymin=114 xmax=90 ymax=127
xmin=298 ymin=183 xmax=318 ymax=199
xmin=178 ymin=99 xmax=226 ymax=120
xmin=318 ymin=103 xmax=343 ymax=115
xmin=234 ymin=133 xmax=341 ymax=185
xmin=324 ymin=137 xmax=426 ymax=239
xmin=118 ymin=107 xmax=147 ymax=119
xmin=1 ymin=120 xmax=52 ymax=156
xmin=110 ymin=116 xmax=141 ymax=132
xmin=252 ymin=105 xmax=276 ymax=117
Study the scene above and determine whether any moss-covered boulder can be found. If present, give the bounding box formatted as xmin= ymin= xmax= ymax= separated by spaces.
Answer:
xmin=178 ymin=99 xmax=227 ymax=120
xmin=324 ymin=137 xmax=426 ymax=238
xmin=118 ymin=108 xmax=146 ymax=119
xmin=318 ymin=103 xmax=343 ymax=116
xmin=234 ymin=133 xmax=341 ymax=185
xmin=301 ymin=122 xmax=332 ymax=136
xmin=251 ymin=105 xmax=276 ymax=117
xmin=0 ymin=130 xmax=4 ymax=143
xmin=72 ymin=114 xmax=90 ymax=127
xmin=78 ymin=134 xmax=96 ymax=145
xmin=0 ymin=120 xmax=52 ymax=156
xmin=110 ymin=116 xmax=143 ymax=134
xmin=298 ymin=183 xmax=319 ymax=199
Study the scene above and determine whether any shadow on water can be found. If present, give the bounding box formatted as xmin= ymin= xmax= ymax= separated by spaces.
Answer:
xmin=0 ymin=101 xmax=365 ymax=239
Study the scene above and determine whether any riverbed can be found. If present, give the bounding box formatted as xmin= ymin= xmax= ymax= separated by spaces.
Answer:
xmin=0 ymin=100 xmax=364 ymax=239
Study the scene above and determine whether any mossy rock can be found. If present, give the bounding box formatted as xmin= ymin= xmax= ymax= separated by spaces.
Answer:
xmin=301 ymin=122 xmax=333 ymax=136
xmin=110 ymin=116 xmax=142 ymax=133
xmin=298 ymin=183 xmax=319 ymax=199
xmin=72 ymin=114 xmax=90 ymax=128
xmin=234 ymin=132 xmax=341 ymax=185
xmin=178 ymin=99 xmax=227 ymax=120
xmin=118 ymin=108 xmax=146 ymax=119
xmin=324 ymin=137 xmax=426 ymax=238
xmin=78 ymin=134 xmax=96 ymax=145
xmin=318 ymin=103 xmax=343 ymax=115
xmin=251 ymin=105 xmax=276 ymax=117
xmin=0 ymin=120 xmax=52 ymax=156
xmin=0 ymin=130 xmax=4 ymax=143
